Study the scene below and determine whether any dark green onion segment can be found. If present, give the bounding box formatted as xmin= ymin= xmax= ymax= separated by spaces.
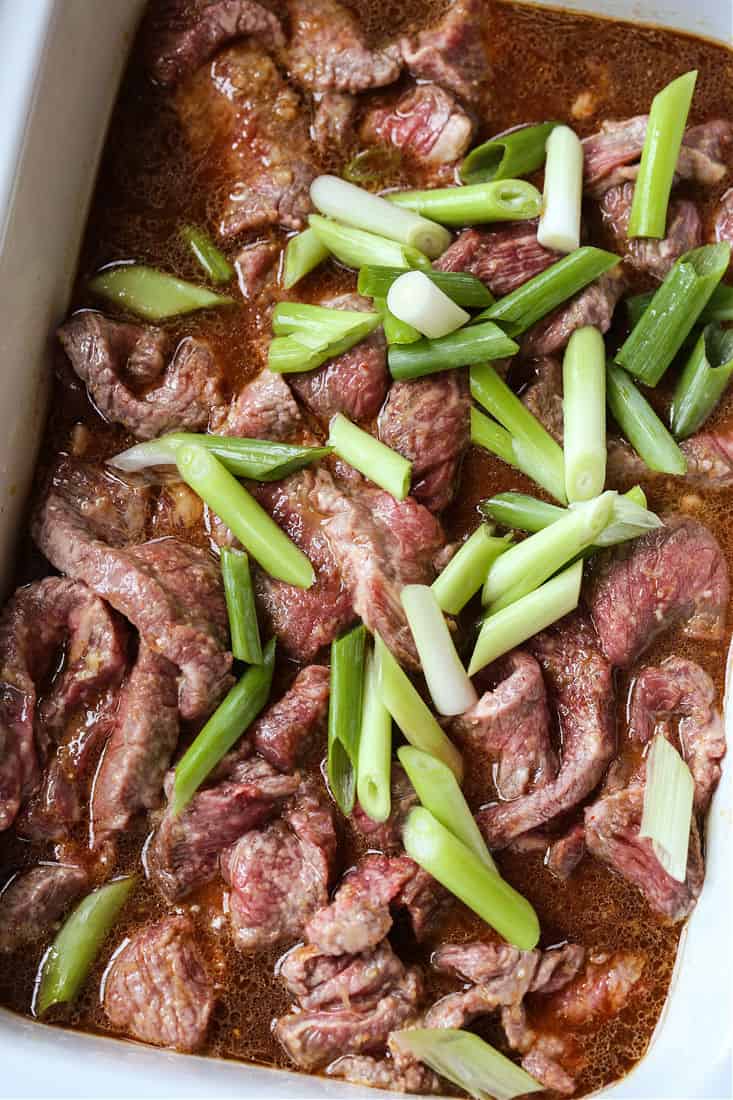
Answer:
xmin=670 ymin=325 xmax=733 ymax=440
xmin=108 ymin=432 xmax=331 ymax=482
xmin=627 ymin=283 xmax=733 ymax=327
xmin=181 ymin=226 xmax=234 ymax=284
xmin=389 ymin=179 xmax=542 ymax=226
xmin=606 ymin=363 xmax=687 ymax=475
xmin=358 ymin=265 xmax=494 ymax=308
xmin=221 ymin=548 xmax=263 ymax=665
xmin=460 ymin=122 xmax=560 ymax=185
xmin=327 ymin=625 xmax=367 ymax=815
xmin=388 ymin=322 xmax=518 ymax=381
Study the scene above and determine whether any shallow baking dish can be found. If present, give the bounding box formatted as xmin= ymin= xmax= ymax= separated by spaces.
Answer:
xmin=0 ymin=1 xmax=730 ymax=1096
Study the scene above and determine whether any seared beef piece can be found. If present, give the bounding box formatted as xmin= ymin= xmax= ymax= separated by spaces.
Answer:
xmin=312 ymin=468 xmax=447 ymax=669
xmin=520 ymin=357 xmax=564 ymax=443
xmin=177 ymin=44 xmax=316 ymax=235
xmin=451 ymin=650 xmax=557 ymax=801
xmin=583 ymin=116 xmax=732 ymax=197
xmin=352 ymin=763 xmax=417 ymax=852
xmin=234 ymin=241 xmax=280 ymax=300
xmin=588 ymin=516 xmax=729 ymax=667
xmin=286 ymin=0 xmax=401 ymax=93
xmin=585 ymin=781 xmax=705 ymax=921
xmin=222 ymin=780 xmax=336 ymax=950
xmin=33 ymin=458 xmax=233 ymax=722
xmin=400 ymin=0 xmax=488 ymax=102
xmin=212 ymin=370 xmax=304 ymax=441
xmin=521 ymin=1042 xmax=577 ymax=1096
xmin=103 ymin=915 xmax=214 ymax=1051
xmin=90 ymin=645 xmax=180 ymax=843
xmin=312 ymin=93 xmax=357 ymax=153
xmin=0 ymin=577 xmax=127 ymax=830
xmin=289 ymin=294 xmax=389 ymax=423
xmin=601 ymin=183 xmax=701 ymax=280
xmin=252 ymin=665 xmax=329 ymax=772
xmin=713 ymin=187 xmax=733 ymax=250
xmin=521 ymin=268 xmax=627 ymax=358
xmin=360 ymin=84 xmax=474 ymax=169
xmin=253 ymin=472 xmax=356 ymax=660
xmin=607 ymin=427 xmax=733 ymax=490
xmin=542 ymin=950 xmax=645 ymax=1026
xmin=281 ymin=941 xmax=407 ymax=1012
xmin=628 ymin=657 xmax=725 ymax=814
xmin=149 ymin=0 xmax=285 ymax=85
xmin=435 ymin=222 xmax=559 ymax=296
xmin=0 ymin=864 xmax=88 ymax=952
xmin=478 ymin=614 xmax=615 ymax=848
xmin=378 ymin=371 xmax=470 ymax=513
xmin=546 ymin=822 xmax=587 ymax=880
xmin=58 ymin=313 xmax=224 ymax=442
xmin=327 ymin=1053 xmax=440 ymax=1094
xmin=150 ymin=752 xmax=299 ymax=900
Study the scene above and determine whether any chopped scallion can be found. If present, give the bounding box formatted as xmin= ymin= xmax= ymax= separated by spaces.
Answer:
xmin=640 ymin=733 xmax=694 ymax=883
xmin=328 ymin=413 xmax=412 ymax=500
xmin=221 ymin=548 xmax=262 ymax=665
xmin=374 ymin=296 xmax=421 ymax=345
xmin=328 ymin=625 xmax=366 ymax=816
xmin=88 ymin=264 xmax=235 ymax=321
xmin=606 ymin=363 xmax=687 ymax=475
xmin=389 ymin=179 xmax=542 ymax=226
xmin=537 ymin=124 xmax=583 ymax=253
xmin=390 ymin=1029 xmax=543 ymax=1100
xmin=283 ymin=228 xmax=329 ymax=289
xmin=108 ymin=432 xmax=331 ymax=481
xmin=562 ymin=326 xmax=607 ymax=501
xmin=401 ymin=585 xmax=477 ymax=716
xmin=388 ymin=322 xmax=518 ymax=381
xmin=309 ymin=214 xmax=432 ymax=272
xmin=181 ymin=225 xmax=234 ymax=284
xmin=669 ymin=324 xmax=733 ymax=439
xmin=356 ymin=648 xmax=393 ymax=824
xmin=358 ymin=265 xmax=494 ymax=308
xmin=432 ymin=525 xmax=511 ymax=615
xmin=387 ymin=270 xmax=470 ymax=339
xmin=460 ymin=121 xmax=560 ymax=185
xmin=470 ymin=408 xmax=516 ymax=467
xmin=627 ymin=283 xmax=733 ymax=327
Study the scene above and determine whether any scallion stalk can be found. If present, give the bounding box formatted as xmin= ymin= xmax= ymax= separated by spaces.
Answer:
xmin=374 ymin=297 xmax=421 ymax=345
xmin=615 ymin=243 xmax=731 ymax=386
xmin=627 ymin=283 xmax=733 ymax=327
xmin=480 ymin=489 xmax=658 ymax=551
xmin=469 ymin=560 xmax=583 ymax=676
xmin=628 ymin=71 xmax=698 ymax=239
xmin=272 ymin=301 xmax=380 ymax=339
xmin=176 ymin=443 xmax=315 ymax=587
xmin=460 ymin=121 xmax=560 ymax=186
xmin=389 ymin=179 xmax=542 ymax=226
xmin=181 ymin=225 xmax=234 ymax=284
xmin=669 ymin=325 xmax=733 ymax=439
xmin=172 ymin=639 xmax=276 ymax=813
xmin=268 ymin=318 xmax=380 ymax=374
xmin=88 ymin=264 xmax=235 ymax=321
xmin=562 ymin=326 xmax=607 ymax=501
xmin=388 ymin=322 xmax=518 ymax=381
xmin=640 ymin=733 xmax=694 ymax=882
xmin=606 ymin=364 xmax=687 ymax=475
xmin=375 ymin=636 xmax=463 ymax=780
xmin=221 ymin=548 xmax=262 ymax=665
xmin=401 ymin=585 xmax=477 ymax=716
xmin=328 ymin=624 xmax=366 ymax=816
xmin=283 ymin=228 xmax=330 ymax=289
xmin=108 ymin=432 xmax=331 ymax=481
xmin=390 ymin=1029 xmax=544 ymax=1100
xmin=387 ymin=270 xmax=470 ymax=339
xmin=537 ymin=124 xmax=583 ymax=253
xmin=402 ymin=808 xmax=540 ymax=949
xmin=358 ymin=265 xmax=494 ymax=308
xmin=356 ymin=648 xmax=393 ymax=824
xmin=328 ymin=413 xmax=412 ymax=500
xmin=309 ymin=214 xmax=432 ymax=272
xmin=432 ymin=526 xmax=511 ymax=614
xmin=470 ymin=408 xmax=516 ymax=467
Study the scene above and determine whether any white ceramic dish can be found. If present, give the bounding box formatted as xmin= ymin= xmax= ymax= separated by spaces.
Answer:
xmin=0 ymin=2 xmax=730 ymax=1097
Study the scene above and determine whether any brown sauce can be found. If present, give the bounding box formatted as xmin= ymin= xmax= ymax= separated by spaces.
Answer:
xmin=1 ymin=1 xmax=731 ymax=1095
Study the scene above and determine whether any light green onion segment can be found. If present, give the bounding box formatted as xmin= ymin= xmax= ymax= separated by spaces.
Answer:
xmin=356 ymin=647 xmax=393 ymax=824
xmin=432 ymin=525 xmax=511 ymax=615
xmin=88 ymin=264 xmax=235 ymax=321
xmin=268 ymin=306 xmax=381 ymax=375
xmin=388 ymin=323 xmax=518 ymax=381
xmin=606 ymin=364 xmax=687 ymax=476
xmin=401 ymin=585 xmax=477 ymax=716
xmin=36 ymin=877 xmax=137 ymax=1016
xmin=283 ymin=228 xmax=330 ymax=289
xmin=172 ymin=639 xmax=275 ymax=813
xmin=181 ymin=226 xmax=233 ymax=284
xmin=470 ymin=408 xmax=518 ymax=467
xmin=460 ymin=121 xmax=560 ymax=185
xmin=563 ymin=326 xmax=607 ymax=501
xmin=469 ymin=560 xmax=583 ymax=676
xmin=640 ymin=733 xmax=694 ymax=882
xmin=221 ymin=548 xmax=262 ymax=665
xmin=628 ymin=71 xmax=697 ymax=239
xmin=358 ymin=265 xmax=494 ymax=308
xmin=108 ymin=432 xmax=330 ymax=481
xmin=309 ymin=214 xmax=432 ymax=272
xmin=670 ymin=325 xmax=733 ymax=440
xmin=328 ymin=624 xmax=367 ymax=816
xmin=391 ymin=1029 xmax=544 ymax=1100
xmin=536 ymin=124 xmax=583 ymax=253
xmin=375 ymin=635 xmax=463 ymax=780
xmin=374 ymin=296 xmax=421 ymax=345
xmin=176 ymin=443 xmax=315 ymax=588
xmin=328 ymin=413 xmax=412 ymax=500
xmin=389 ymin=179 xmax=542 ymax=226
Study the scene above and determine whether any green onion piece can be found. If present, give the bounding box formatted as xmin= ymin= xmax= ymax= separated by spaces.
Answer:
xmin=391 ymin=1029 xmax=544 ymax=1100
xmin=375 ymin=635 xmax=463 ymax=780
xmin=328 ymin=413 xmax=412 ymax=500
xmin=343 ymin=146 xmax=402 ymax=186
xmin=615 ymin=243 xmax=731 ymax=386
xmin=476 ymin=247 xmax=620 ymax=338
xmin=640 ymin=733 xmax=694 ymax=882
xmin=389 ymin=180 xmax=542 ymax=226
xmin=606 ymin=364 xmax=687 ymax=475
xmin=374 ymin=297 xmax=421 ymax=345
xmin=401 ymin=585 xmax=477 ymax=716
xmin=537 ymin=125 xmax=583 ymax=253
xmin=628 ymin=71 xmax=698 ymax=239
xmin=283 ymin=228 xmax=329 ymax=289
xmin=432 ymin=525 xmax=511 ymax=614
xmin=309 ymin=214 xmax=431 ymax=272
xmin=268 ymin=319 xmax=380 ymax=375
xmin=389 ymin=322 xmax=518 ymax=381
xmin=35 ymin=876 xmax=136 ymax=1016
xmin=88 ymin=264 xmax=235 ymax=321
xmin=628 ymin=283 xmax=733 ymax=328
xmin=398 ymin=746 xmax=497 ymax=872
xmin=176 ymin=443 xmax=315 ymax=587
xmin=669 ymin=325 xmax=733 ymax=440
xmin=563 ymin=326 xmax=607 ymax=501
xmin=593 ymin=491 xmax=661 ymax=546
xmin=470 ymin=364 xmax=567 ymax=504
xmin=402 ymin=808 xmax=540 ymax=948
xmin=311 ymin=175 xmax=451 ymax=259
xmin=469 ymin=560 xmax=582 ymax=676
xmin=272 ymin=301 xmax=380 ymax=339
xmin=181 ymin=225 xmax=234 ymax=284
xmin=221 ymin=548 xmax=262 ymax=665
xmin=109 ymin=432 xmax=331 ymax=481
xmin=358 ymin=265 xmax=494 ymax=308
xmin=328 ymin=624 xmax=366 ymax=815
xmin=482 ymin=492 xmax=615 ymax=610
xmin=480 ymin=492 xmax=566 ymax=532
xmin=356 ymin=648 xmax=393 ymax=824
xmin=173 ymin=640 xmax=275 ymax=813
xmin=460 ymin=121 xmax=560 ymax=185
xmin=388 ymin=270 xmax=470 ymax=339
xmin=470 ymin=408 xmax=516 ymax=467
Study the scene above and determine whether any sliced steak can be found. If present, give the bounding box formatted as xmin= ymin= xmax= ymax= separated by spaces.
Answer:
xmin=400 ymin=0 xmax=488 ymax=102
xmin=378 ymin=371 xmax=470 ymax=513
xmin=150 ymin=752 xmax=299 ymax=900
xmin=312 ymin=93 xmax=357 ymax=153
xmin=252 ymin=665 xmax=329 ymax=772
xmin=451 ymin=650 xmax=557 ymax=801
xmin=628 ymin=657 xmax=725 ymax=814
xmin=234 ymin=241 xmax=280 ymax=301
xmin=589 ymin=515 xmax=729 ymax=667
xmin=286 ymin=0 xmax=401 ymax=93
xmin=607 ymin=427 xmax=733 ymax=490
xmin=435 ymin=222 xmax=559 ymax=296
xmin=478 ymin=614 xmax=615 ymax=848
xmin=59 ymin=312 xmax=224 ymax=442
xmin=149 ymin=0 xmax=285 ymax=85
xmin=546 ymin=822 xmax=587 ymax=880
xmin=176 ymin=44 xmax=316 ymax=235
xmin=520 ymin=357 xmax=564 ymax=443
xmin=211 ymin=370 xmax=304 ymax=441
xmin=521 ymin=268 xmax=627 ymax=358
xmin=352 ymin=763 xmax=417 ymax=853
xmin=280 ymin=940 xmax=406 ymax=1012
xmin=327 ymin=1054 xmax=440 ymax=1094
xmin=0 ymin=577 xmax=127 ymax=830
xmin=713 ymin=187 xmax=733 ymax=250
xmin=222 ymin=779 xmax=336 ymax=950
xmin=0 ymin=864 xmax=88 ymax=952
xmin=103 ymin=915 xmax=214 ymax=1051
xmin=601 ymin=183 xmax=701 ymax=280
xmin=540 ymin=951 xmax=645 ymax=1026
xmin=33 ymin=458 xmax=233 ymax=721
xmin=361 ymin=84 xmax=474 ymax=169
